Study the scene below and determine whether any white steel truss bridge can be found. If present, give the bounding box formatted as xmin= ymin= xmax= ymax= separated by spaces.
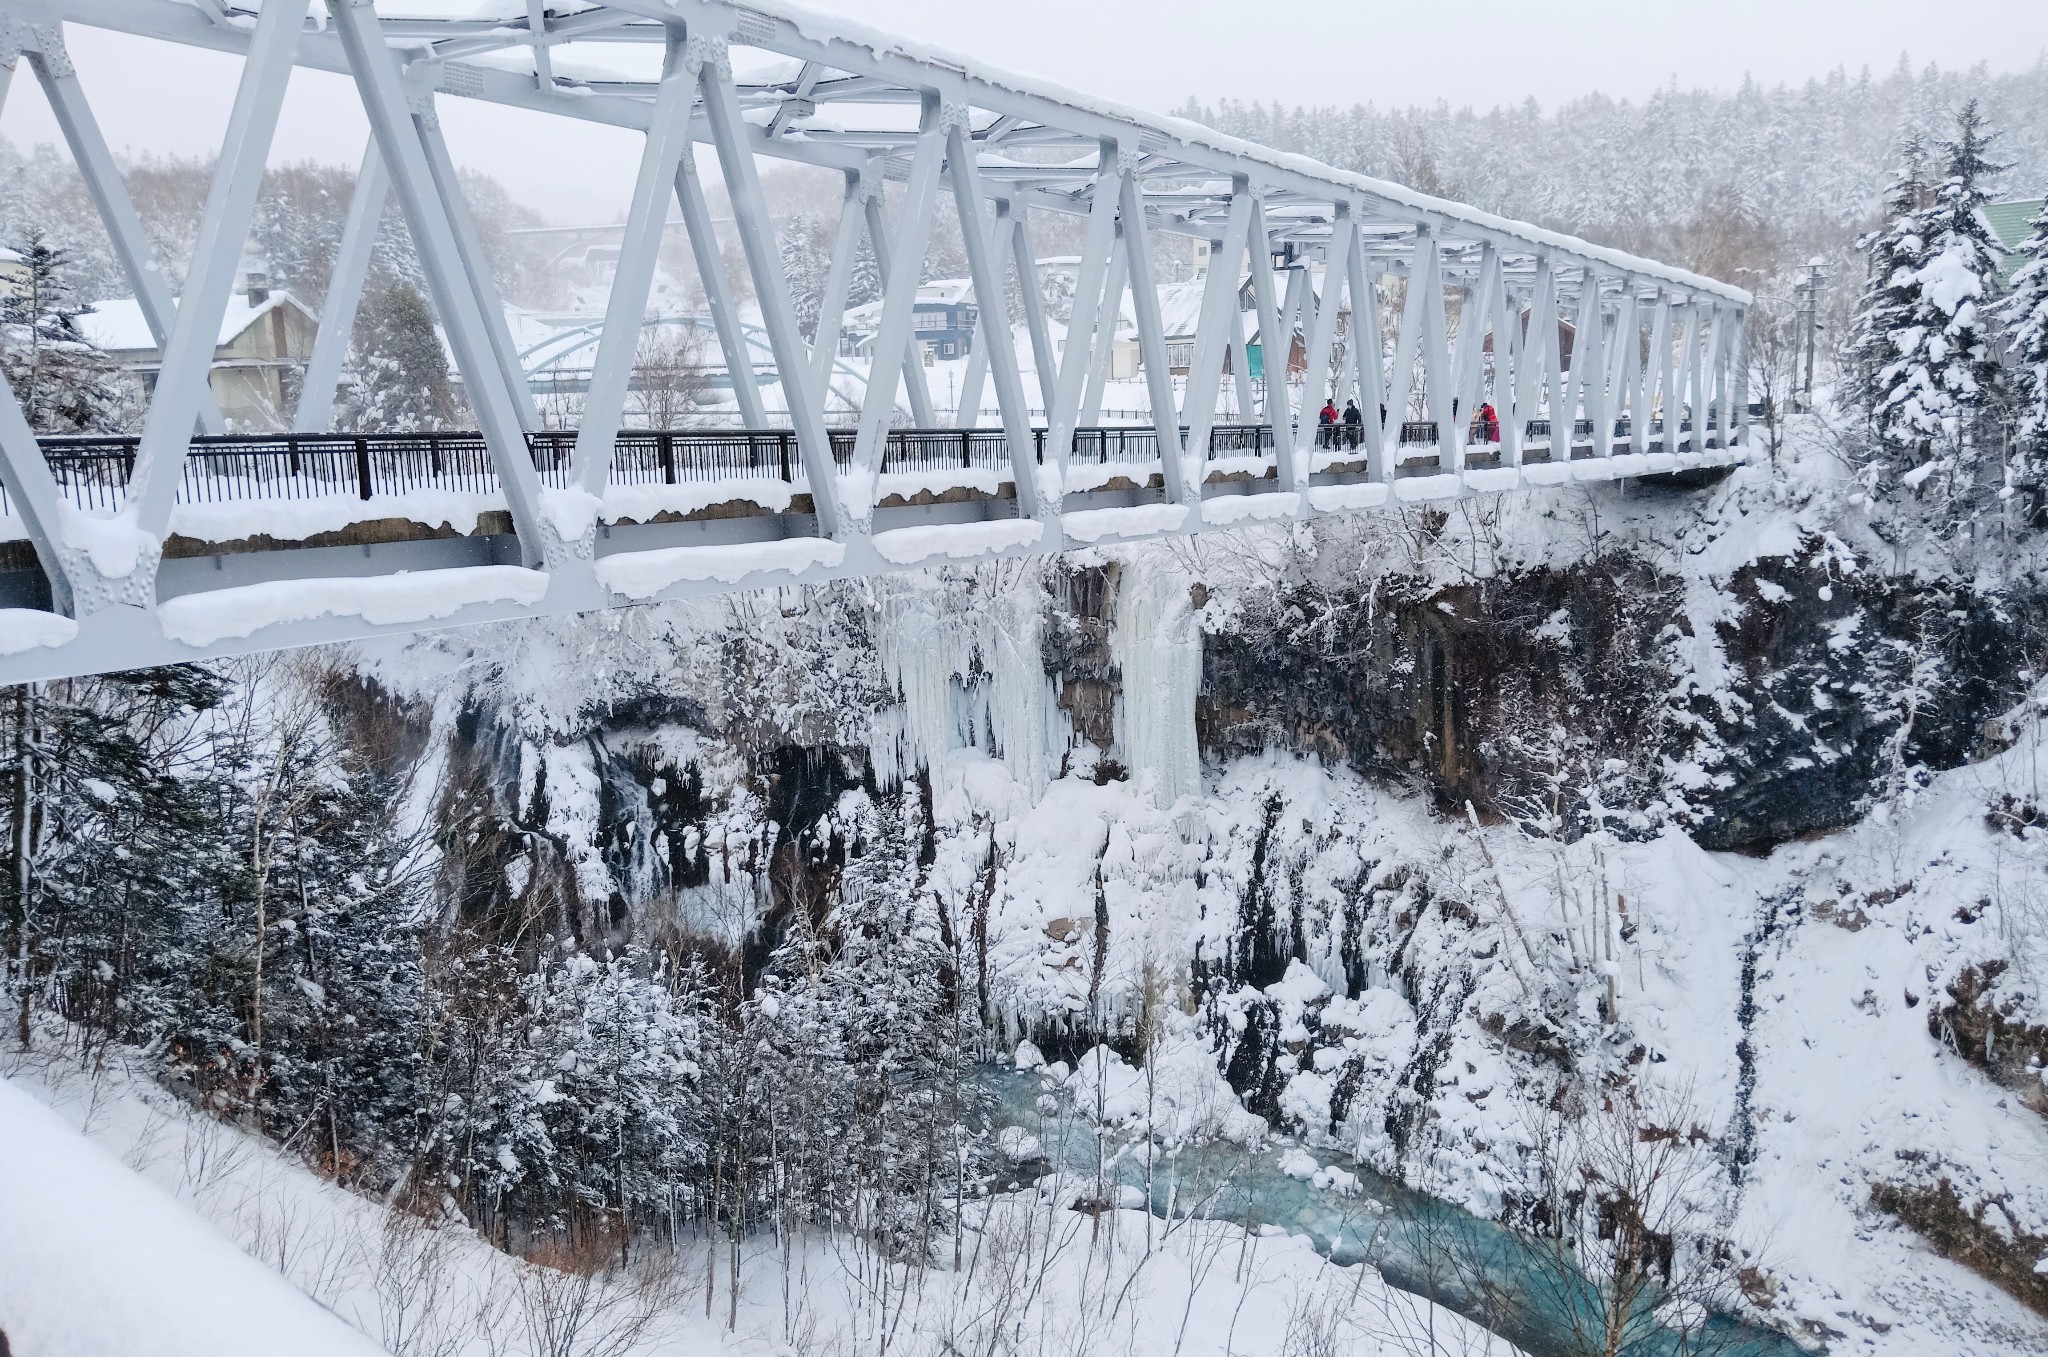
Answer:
xmin=0 ymin=0 xmax=1752 ymax=685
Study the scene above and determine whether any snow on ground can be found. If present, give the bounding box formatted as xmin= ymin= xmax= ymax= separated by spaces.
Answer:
xmin=0 ymin=1044 xmax=1504 ymax=1357
xmin=0 ymin=1076 xmax=385 ymax=1357
xmin=1610 ymin=745 xmax=2048 ymax=1354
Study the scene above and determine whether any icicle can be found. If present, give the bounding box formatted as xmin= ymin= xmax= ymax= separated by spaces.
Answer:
xmin=1112 ymin=563 xmax=1203 ymax=830
xmin=873 ymin=591 xmax=963 ymax=786
xmin=989 ymin=580 xmax=1056 ymax=802
xmin=865 ymin=703 xmax=908 ymax=791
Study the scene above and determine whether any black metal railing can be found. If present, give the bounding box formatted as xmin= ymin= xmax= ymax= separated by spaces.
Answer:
xmin=6 ymin=424 xmax=1287 ymax=522
xmin=1070 ymin=426 xmax=1161 ymax=466
xmin=1206 ymin=425 xmax=1275 ymax=456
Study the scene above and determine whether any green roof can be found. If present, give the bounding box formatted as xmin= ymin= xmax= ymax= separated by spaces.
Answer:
xmin=1987 ymin=198 xmax=2045 ymax=287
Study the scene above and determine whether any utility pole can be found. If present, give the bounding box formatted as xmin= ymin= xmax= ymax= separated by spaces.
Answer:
xmin=1796 ymin=256 xmax=1829 ymax=413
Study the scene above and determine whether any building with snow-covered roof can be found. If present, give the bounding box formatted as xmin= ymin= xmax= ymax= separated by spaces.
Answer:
xmin=1987 ymin=199 xmax=2045 ymax=289
xmin=77 ymin=268 xmax=317 ymax=431
xmin=1158 ymin=272 xmax=1312 ymax=381
xmin=840 ymin=279 xmax=979 ymax=362
xmin=0 ymin=245 xmax=28 ymax=303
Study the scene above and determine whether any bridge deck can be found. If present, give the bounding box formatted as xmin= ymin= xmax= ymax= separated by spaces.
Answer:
xmin=1 ymin=423 xmax=1742 ymax=670
xmin=3 ymin=419 xmax=1720 ymax=532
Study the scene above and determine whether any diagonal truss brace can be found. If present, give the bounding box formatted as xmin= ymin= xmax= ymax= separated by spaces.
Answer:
xmin=295 ymin=136 xmax=387 ymax=433
xmin=1117 ymin=155 xmax=1192 ymax=504
xmin=850 ymin=95 xmax=946 ymax=492
xmin=23 ymin=22 xmax=226 ymax=435
xmin=328 ymin=0 xmax=557 ymax=567
xmin=948 ymin=111 xmax=1048 ymax=519
xmin=571 ymin=23 xmax=694 ymax=499
xmin=1181 ymin=183 xmax=1252 ymax=472
xmin=694 ymin=32 xmax=842 ymax=538
xmin=126 ymin=0 xmax=308 ymax=549
xmin=1046 ymin=154 xmax=1123 ymax=491
xmin=0 ymin=370 xmax=76 ymax=617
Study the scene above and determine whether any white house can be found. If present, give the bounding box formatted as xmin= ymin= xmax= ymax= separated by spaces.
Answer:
xmin=78 ymin=268 xmax=317 ymax=430
xmin=0 ymin=246 xmax=29 ymax=303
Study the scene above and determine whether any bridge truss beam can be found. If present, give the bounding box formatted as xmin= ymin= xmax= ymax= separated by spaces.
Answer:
xmin=0 ymin=0 xmax=1751 ymax=685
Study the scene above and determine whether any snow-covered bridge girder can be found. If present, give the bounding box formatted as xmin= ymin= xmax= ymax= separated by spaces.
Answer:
xmin=0 ymin=0 xmax=1752 ymax=685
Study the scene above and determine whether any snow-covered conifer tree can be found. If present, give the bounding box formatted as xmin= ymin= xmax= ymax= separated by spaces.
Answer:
xmin=1849 ymin=132 xmax=1932 ymax=452
xmin=778 ymin=212 xmax=830 ymax=341
xmin=0 ymin=228 xmax=125 ymax=431
xmin=335 ymin=281 xmax=457 ymax=431
xmin=2003 ymin=196 xmax=2048 ymax=516
xmin=1855 ymin=104 xmax=2008 ymax=503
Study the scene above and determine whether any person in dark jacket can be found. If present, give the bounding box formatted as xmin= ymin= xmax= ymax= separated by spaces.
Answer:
xmin=1341 ymin=399 xmax=1364 ymax=449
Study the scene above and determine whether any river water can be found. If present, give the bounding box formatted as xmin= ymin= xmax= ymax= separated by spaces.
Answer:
xmin=983 ymin=1068 xmax=1809 ymax=1357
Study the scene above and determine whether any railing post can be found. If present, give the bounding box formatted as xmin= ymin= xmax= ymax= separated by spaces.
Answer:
xmin=659 ymin=431 xmax=676 ymax=485
xmin=779 ymin=432 xmax=792 ymax=483
xmin=354 ymin=436 xmax=373 ymax=502
xmin=962 ymin=429 xmax=972 ymax=470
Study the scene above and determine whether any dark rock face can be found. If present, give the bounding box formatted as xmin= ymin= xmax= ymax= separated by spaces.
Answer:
xmin=1044 ymin=561 xmax=1121 ymax=751
xmin=1197 ymin=544 xmax=2045 ymax=854
xmin=1686 ymin=558 xmax=2043 ymax=851
xmin=1870 ymin=1177 xmax=2048 ymax=1318
xmin=1931 ymin=961 xmax=2048 ymax=1116
xmin=1199 ymin=558 xmax=1680 ymax=828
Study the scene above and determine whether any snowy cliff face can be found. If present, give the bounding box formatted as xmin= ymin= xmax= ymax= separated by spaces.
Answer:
xmin=343 ymin=430 xmax=2048 ymax=1350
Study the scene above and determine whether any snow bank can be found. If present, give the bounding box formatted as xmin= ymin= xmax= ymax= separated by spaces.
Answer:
xmin=1201 ymin=491 xmax=1300 ymax=525
xmin=157 ymin=566 xmax=551 ymax=646
xmin=57 ymin=503 xmax=153 ymax=578
xmin=594 ymin=536 xmax=846 ymax=598
xmin=1061 ymin=503 xmax=1189 ymax=542
xmin=0 ymin=1078 xmax=386 ymax=1357
xmin=873 ymin=518 xmax=1043 ymax=563
xmin=0 ymin=609 xmax=78 ymax=655
xmin=1055 ymin=1032 xmax=1267 ymax=1146
xmin=1306 ymin=482 xmax=1390 ymax=512
xmin=169 ymin=488 xmax=505 ymax=542
xmin=1392 ymin=473 xmax=1465 ymax=502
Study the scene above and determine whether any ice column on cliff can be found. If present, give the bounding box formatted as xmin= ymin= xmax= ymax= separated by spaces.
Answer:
xmin=871 ymin=575 xmax=1063 ymax=801
xmin=989 ymin=583 xmax=1058 ymax=801
xmin=1113 ymin=564 xmax=1202 ymax=819
xmin=872 ymin=595 xmax=957 ymax=788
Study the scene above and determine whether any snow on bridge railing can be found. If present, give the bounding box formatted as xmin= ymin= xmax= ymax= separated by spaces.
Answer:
xmin=5 ymin=425 xmax=1283 ymax=522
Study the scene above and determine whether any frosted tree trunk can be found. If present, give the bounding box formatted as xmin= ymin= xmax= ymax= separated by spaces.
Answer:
xmin=11 ymin=682 xmax=39 ymax=1050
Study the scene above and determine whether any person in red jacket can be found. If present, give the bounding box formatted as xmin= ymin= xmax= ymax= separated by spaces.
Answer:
xmin=1318 ymin=399 xmax=1339 ymax=448
xmin=1477 ymin=401 xmax=1500 ymax=443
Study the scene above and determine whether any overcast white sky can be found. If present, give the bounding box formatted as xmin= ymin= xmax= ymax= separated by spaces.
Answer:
xmin=2 ymin=0 xmax=2042 ymax=222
